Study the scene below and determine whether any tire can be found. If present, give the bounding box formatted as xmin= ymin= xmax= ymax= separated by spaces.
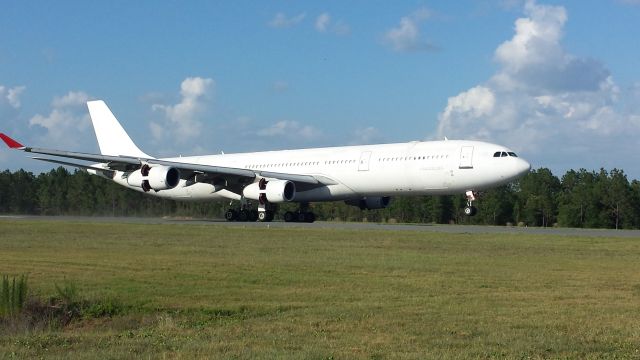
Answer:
xmin=284 ymin=211 xmax=295 ymax=222
xmin=464 ymin=206 xmax=478 ymax=216
xmin=258 ymin=211 xmax=267 ymax=222
xmin=305 ymin=212 xmax=316 ymax=223
xmin=225 ymin=209 xmax=237 ymax=221
xmin=238 ymin=209 xmax=249 ymax=222
xmin=265 ymin=211 xmax=275 ymax=222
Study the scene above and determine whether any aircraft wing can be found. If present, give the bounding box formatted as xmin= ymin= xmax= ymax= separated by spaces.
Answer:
xmin=32 ymin=157 xmax=116 ymax=177
xmin=1 ymin=133 xmax=327 ymax=190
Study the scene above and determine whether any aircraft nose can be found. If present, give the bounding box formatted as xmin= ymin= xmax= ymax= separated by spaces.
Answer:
xmin=517 ymin=158 xmax=531 ymax=176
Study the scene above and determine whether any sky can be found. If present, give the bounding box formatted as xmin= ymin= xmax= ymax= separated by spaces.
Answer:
xmin=1 ymin=0 xmax=640 ymax=179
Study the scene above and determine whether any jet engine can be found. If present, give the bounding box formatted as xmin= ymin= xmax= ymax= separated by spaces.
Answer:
xmin=345 ymin=196 xmax=391 ymax=210
xmin=243 ymin=179 xmax=296 ymax=203
xmin=126 ymin=165 xmax=180 ymax=192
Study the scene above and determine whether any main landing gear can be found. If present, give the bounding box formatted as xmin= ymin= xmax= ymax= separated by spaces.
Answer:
xmin=224 ymin=198 xmax=276 ymax=222
xmin=224 ymin=208 xmax=259 ymax=222
xmin=464 ymin=190 xmax=478 ymax=217
xmin=283 ymin=203 xmax=316 ymax=223
xmin=224 ymin=202 xmax=316 ymax=223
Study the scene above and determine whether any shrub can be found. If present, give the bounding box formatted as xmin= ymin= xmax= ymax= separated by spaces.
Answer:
xmin=0 ymin=274 xmax=28 ymax=318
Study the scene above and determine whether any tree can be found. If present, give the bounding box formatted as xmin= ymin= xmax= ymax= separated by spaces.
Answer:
xmin=603 ymin=169 xmax=632 ymax=229
xmin=516 ymin=168 xmax=560 ymax=227
xmin=558 ymin=169 xmax=599 ymax=228
xmin=475 ymin=185 xmax=516 ymax=225
xmin=7 ymin=169 xmax=38 ymax=214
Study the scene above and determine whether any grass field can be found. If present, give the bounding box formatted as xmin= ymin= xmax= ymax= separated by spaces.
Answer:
xmin=0 ymin=219 xmax=639 ymax=359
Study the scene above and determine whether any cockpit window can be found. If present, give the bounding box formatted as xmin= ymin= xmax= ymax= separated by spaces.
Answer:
xmin=494 ymin=151 xmax=519 ymax=158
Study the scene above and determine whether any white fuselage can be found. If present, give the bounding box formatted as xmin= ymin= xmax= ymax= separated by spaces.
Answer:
xmin=106 ymin=139 xmax=530 ymax=203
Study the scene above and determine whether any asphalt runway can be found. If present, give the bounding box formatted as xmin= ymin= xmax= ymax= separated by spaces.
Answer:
xmin=2 ymin=215 xmax=640 ymax=238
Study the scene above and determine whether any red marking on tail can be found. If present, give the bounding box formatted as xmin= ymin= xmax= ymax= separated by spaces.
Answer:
xmin=0 ymin=133 xmax=25 ymax=149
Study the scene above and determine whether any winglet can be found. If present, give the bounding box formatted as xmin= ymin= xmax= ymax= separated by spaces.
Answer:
xmin=0 ymin=133 xmax=25 ymax=149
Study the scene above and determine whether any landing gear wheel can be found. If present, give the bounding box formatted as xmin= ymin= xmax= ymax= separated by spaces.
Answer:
xmin=238 ymin=209 xmax=249 ymax=222
xmin=464 ymin=206 xmax=477 ymax=217
xmin=265 ymin=211 xmax=275 ymax=222
xmin=297 ymin=212 xmax=307 ymax=223
xmin=249 ymin=210 xmax=259 ymax=222
xmin=305 ymin=212 xmax=316 ymax=223
xmin=258 ymin=211 xmax=274 ymax=222
xmin=225 ymin=209 xmax=237 ymax=221
xmin=284 ymin=211 xmax=295 ymax=223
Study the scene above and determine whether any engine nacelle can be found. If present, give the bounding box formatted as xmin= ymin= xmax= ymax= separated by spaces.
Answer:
xmin=345 ymin=196 xmax=391 ymax=210
xmin=243 ymin=180 xmax=296 ymax=203
xmin=126 ymin=165 xmax=180 ymax=192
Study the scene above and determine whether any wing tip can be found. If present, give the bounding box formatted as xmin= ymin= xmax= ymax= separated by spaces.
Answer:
xmin=0 ymin=133 xmax=25 ymax=149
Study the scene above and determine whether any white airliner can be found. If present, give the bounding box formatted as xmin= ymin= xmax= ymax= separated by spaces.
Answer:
xmin=1 ymin=100 xmax=530 ymax=222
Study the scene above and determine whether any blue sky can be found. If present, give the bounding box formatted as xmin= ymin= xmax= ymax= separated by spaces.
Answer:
xmin=2 ymin=0 xmax=640 ymax=178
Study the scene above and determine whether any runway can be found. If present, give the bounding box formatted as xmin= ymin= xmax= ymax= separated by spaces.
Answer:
xmin=2 ymin=215 xmax=640 ymax=238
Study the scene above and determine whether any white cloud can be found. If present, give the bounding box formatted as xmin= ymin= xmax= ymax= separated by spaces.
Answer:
xmin=51 ymin=91 xmax=89 ymax=108
xmin=29 ymin=91 xmax=92 ymax=148
xmin=350 ymin=126 xmax=384 ymax=145
xmin=257 ymin=120 xmax=322 ymax=141
xmin=268 ymin=12 xmax=306 ymax=28
xmin=383 ymin=7 xmax=436 ymax=52
xmin=315 ymin=13 xmax=330 ymax=32
xmin=0 ymin=85 xmax=26 ymax=108
xmin=151 ymin=77 xmax=214 ymax=143
xmin=7 ymin=86 xmax=26 ymax=108
xmin=435 ymin=0 xmax=640 ymax=175
xmin=332 ymin=21 xmax=351 ymax=36
xmin=315 ymin=12 xmax=350 ymax=35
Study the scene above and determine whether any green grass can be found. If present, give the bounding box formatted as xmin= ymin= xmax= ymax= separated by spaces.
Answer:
xmin=1 ymin=220 xmax=639 ymax=359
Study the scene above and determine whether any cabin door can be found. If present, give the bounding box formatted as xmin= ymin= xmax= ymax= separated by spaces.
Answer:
xmin=358 ymin=151 xmax=372 ymax=171
xmin=459 ymin=146 xmax=474 ymax=169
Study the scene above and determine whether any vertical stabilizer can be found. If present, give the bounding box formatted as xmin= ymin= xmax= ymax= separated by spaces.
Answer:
xmin=87 ymin=100 xmax=151 ymax=158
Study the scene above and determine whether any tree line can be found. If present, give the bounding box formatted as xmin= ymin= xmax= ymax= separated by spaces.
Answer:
xmin=1 ymin=167 xmax=639 ymax=229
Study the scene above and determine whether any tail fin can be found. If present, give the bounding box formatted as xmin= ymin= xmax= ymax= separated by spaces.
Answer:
xmin=87 ymin=100 xmax=151 ymax=158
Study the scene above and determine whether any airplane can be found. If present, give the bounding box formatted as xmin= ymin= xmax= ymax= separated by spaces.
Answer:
xmin=0 ymin=100 xmax=531 ymax=222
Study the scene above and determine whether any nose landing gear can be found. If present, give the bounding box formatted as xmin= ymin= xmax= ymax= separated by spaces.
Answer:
xmin=464 ymin=190 xmax=478 ymax=216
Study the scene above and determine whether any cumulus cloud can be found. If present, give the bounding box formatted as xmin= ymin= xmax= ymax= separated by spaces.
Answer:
xmin=315 ymin=12 xmax=350 ymax=35
xmin=0 ymin=85 xmax=26 ymax=108
xmin=383 ymin=8 xmax=437 ymax=52
xmin=435 ymin=1 xmax=640 ymax=174
xmin=268 ymin=12 xmax=306 ymax=28
xmin=257 ymin=120 xmax=322 ymax=141
xmin=29 ymin=91 xmax=92 ymax=148
xmin=151 ymin=77 xmax=214 ymax=143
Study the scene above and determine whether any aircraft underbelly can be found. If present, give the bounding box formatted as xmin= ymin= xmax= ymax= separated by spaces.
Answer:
xmin=294 ymin=184 xmax=356 ymax=202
